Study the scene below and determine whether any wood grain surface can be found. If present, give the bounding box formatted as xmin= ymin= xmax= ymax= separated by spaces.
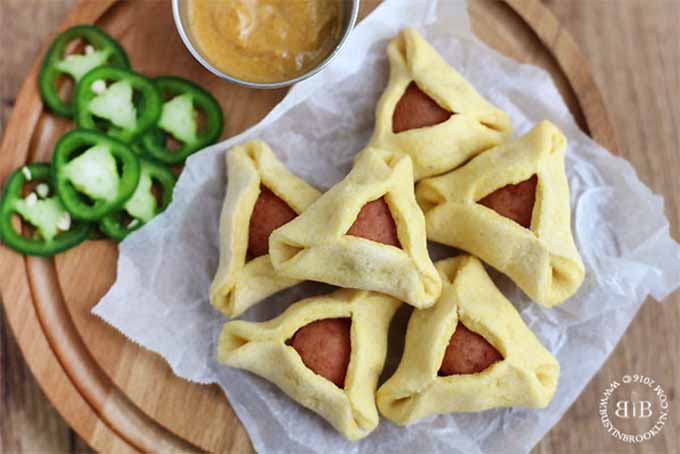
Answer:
xmin=0 ymin=1 xmax=678 ymax=453
xmin=0 ymin=4 xmax=90 ymax=453
xmin=6 ymin=0 xmax=612 ymax=451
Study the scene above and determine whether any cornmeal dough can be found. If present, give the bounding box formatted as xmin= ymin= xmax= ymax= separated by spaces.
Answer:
xmin=416 ymin=121 xmax=585 ymax=306
xmin=269 ymin=148 xmax=442 ymax=308
xmin=218 ymin=289 xmax=401 ymax=440
xmin=359 ymin=28 xmax=512 ymax=181
xmin=377 ymin=256 xmax=559 ymax=425
xmin=210 ymin=140 xmax=322 ymax=317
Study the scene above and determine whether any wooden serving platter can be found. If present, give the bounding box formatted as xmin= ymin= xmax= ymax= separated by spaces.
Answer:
xmin=0 ymin=0 xmax=617 ymax=452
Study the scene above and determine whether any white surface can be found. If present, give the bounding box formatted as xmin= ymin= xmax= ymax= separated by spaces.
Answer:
xmin=93 ymin=1 xmax=680 ymax=452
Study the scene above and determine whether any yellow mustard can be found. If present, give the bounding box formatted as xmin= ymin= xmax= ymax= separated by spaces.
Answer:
xmin=189 ymin=0 xmax=343 ymax=83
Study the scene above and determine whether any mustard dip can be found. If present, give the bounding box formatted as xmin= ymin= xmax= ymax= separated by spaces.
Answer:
xmin=189 ymin=0 xmax=343 ymax=83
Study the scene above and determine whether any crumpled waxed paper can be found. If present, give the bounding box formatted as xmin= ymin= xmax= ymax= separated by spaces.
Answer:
xmin=93 ymin=1 xmax=680 ymax=452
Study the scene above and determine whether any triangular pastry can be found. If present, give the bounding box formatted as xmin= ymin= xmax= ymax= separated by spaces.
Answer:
xmin=210 ymin=140 xmax=322 ymax=317
xmin=359 ymin=28 xmax=512 ymax=181
xmin=218 ymin=289 xmax=401 ymax=440
xmin=376 ymin=256 xmax=559 ymax=425
xmin=416 ymin=121 xmax=585 ymax=306
xmin=269 ymin=149 xmax=442 ymax=308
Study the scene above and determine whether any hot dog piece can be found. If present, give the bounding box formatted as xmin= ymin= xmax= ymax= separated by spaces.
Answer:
xmin=392 ymin=82 xmax=452 ymax=133
xmin=478 ymin=175 xmax=538 ymax=229
xmin=347 ymin=197 xmax=401 ymax=247
xmin=290 ymin=318 xmax=352 ymax=387
xmin=248 ymin=187 xmax=297 ymax=257
xmin=439 ymin=324 xmax=502 ymax=376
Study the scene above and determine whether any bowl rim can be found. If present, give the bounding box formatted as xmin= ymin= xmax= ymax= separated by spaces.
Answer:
xmin=171 ymin=0 xmax=361 ymax=89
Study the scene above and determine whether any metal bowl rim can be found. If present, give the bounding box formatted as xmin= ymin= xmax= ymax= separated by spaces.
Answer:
xmin=171 ymin=0 xmax=360 ymax=89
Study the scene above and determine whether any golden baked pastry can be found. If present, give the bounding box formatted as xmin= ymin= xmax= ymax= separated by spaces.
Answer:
xmin=269 ymin=148 xmax=442 ymax=308
xmin=218 ymin=289 xmax=401 ymax=440
xmin=377 ymin=256 xmax=559 ymax=425
xmin=210 ymin=140 xmax=322 ymax=317
xmin=416 ymin=121 xmax=585 ymax=306
xmin=359 ymin=28 xmax=512 ymax=181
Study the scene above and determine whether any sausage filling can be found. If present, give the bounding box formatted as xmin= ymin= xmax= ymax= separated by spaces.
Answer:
xmin=347 ymin=197 xmax=401 ymax=247
xmin=478 ymin=175 xmax=538 ymax=229
xmin=290 ymin=318 xmax=352 ymax=387
xmin=439 ymin=324 xmax=502 ymax=376
xmin=248 ymin=186 xmax=297 ymax=257
xmin=392 ymin=82 xmax=453 ymax=134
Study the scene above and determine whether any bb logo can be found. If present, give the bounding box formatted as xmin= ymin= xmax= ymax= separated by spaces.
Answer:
xmin=614 ymin=400 xmax=653 ymax=419
xmin=614 ymin=400 xmax=652 ymax=418
xmin=599 ymin=374 xmax=669 ymax=443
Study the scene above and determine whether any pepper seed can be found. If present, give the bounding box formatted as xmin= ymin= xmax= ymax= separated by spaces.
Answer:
xmin=36 ymin=183 xmax=50 ymax=198
xmin=91 ymin=79 xmax=107 ymax=95
xmin=57 ymin=212 xmax=71 ymax=231
xmin=25 ymin=192 xmax=38 ymax=207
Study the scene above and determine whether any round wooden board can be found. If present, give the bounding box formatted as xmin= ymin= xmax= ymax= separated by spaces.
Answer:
xmin=0 ymin=0 xmax=617 ymax=452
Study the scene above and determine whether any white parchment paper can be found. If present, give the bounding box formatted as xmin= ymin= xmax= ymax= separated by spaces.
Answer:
xmin=93 ymin=1 xmax=680 ymax=452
